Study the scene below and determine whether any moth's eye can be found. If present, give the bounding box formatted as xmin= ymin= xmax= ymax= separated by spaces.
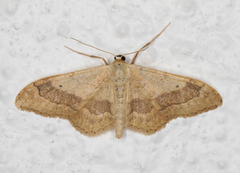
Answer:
xmin=114 ymin=56 xmax=116 ymax=60
xmin=121 ymin=56 xmax=126 ymax=61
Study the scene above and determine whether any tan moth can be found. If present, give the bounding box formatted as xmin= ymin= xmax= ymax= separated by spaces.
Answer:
xmin=15 ymin=23 xmax=222 ymax=139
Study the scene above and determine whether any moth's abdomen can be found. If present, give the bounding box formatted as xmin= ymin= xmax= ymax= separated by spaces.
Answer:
xmin=114 ymin=81 xmax=127 ymax=139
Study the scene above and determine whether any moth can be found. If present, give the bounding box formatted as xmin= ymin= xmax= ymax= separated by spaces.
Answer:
xmin=15 ymin=23 xmax=222 ymax=139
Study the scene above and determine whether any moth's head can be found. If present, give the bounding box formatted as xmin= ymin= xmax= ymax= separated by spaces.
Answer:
xmin=114 ymin=55 xmax=126 ymax=61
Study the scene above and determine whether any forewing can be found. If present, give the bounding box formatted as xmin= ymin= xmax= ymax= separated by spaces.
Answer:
xmin=127 ymin=64 xmax=222 ymax=134
xmin=15 ymin=65 xmax=115 ymax=135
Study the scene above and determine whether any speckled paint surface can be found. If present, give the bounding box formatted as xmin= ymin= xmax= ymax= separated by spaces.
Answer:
xmin=0 ymin=0 xmax=238 ymax=173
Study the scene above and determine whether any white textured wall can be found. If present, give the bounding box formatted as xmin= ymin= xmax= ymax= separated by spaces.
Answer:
xmin=0 ymin=0 xmax=238 ymax=172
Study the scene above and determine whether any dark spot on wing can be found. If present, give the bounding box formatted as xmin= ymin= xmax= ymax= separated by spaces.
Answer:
xmin=155 ymin=82 xmax=202 ymax=108
xmin=34 ymin=81 xmax=82 ymax=110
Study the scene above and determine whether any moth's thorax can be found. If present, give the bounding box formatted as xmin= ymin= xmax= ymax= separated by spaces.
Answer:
xmin=111 ymin=60 xmax=128 ymax=79
xmin=110 ymin=60 xmax=129 ymax=138
xmin=110 ymin=60 xmax=129 ymax=101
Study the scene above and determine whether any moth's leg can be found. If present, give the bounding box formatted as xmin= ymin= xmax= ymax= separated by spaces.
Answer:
xmin=65 ymin=46 xmax=108 ymax=65
xmin=131 ymin=22 xmax=171 ymax=64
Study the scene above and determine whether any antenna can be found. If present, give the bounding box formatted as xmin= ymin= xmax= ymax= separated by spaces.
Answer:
xmin=65 ymin=22 xmax=171 ymax=65
xmin=131 ymin=22 xmax=171 ymax=64
xmin=65 ymin=46 xmax=108 ymax=65
xmin=70 ymin=38 xmax=115 ymax=56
